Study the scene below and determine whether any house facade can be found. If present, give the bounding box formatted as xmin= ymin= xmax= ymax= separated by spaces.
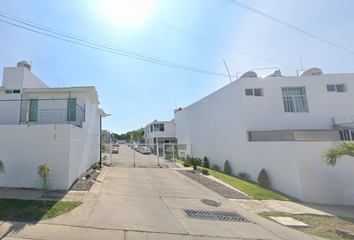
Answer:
xmin=175 ymin=68 xmax=354 ymax=205
xmin=144 ymin=120 xmax=176 ymax=148
xmin=0 ymin=61 xmax=104 ymax=190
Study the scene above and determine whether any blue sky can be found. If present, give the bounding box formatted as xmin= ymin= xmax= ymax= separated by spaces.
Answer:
xmin=1 ymin=0 xmax=354 ymax=134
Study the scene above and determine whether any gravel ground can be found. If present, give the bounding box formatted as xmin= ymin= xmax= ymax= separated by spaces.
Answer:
xmin=70 ymin=167 xmax=102 ymax=191
xmin=179 ymin=170 xmax=253 ymax=200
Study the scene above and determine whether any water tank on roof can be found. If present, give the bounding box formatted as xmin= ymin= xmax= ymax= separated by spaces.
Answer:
xmin=262 ymin=70 xmax=282 ymax=78
xmin=240 ymin=71 xmax=257 ymax=78
xmin=17 ymin=60 xmax=32 ymax=72
xmin=300 ymin=67 xmax=323 ymax=76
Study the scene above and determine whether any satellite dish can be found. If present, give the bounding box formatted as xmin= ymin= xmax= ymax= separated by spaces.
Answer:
xmin=240 ymin=71 xmax=257 ymax=78
xmin=300 ymin=67 xmax=323 ymax=76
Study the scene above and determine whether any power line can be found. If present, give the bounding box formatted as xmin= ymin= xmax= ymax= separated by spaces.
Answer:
xmin=92 ymin=0 xmax=297 ymax=70
xmin=226 ymin=0 xmax=354 ymax=56
xmin=0 ymin=14 xmax=234 ymax=78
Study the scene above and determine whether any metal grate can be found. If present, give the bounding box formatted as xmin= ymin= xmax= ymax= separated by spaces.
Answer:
xmin=181 ymin=209 xmax=249 ymax=222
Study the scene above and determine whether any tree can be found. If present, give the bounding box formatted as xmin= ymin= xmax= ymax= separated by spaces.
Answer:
xmin=322 ymin=142 xmax=354 ymax=166
xmin=185 ymin=157 xmax=202 ymax=170
xmin=36 ymin=164 xmax=53 ymax=207
xmin=0 ymin=159 xmax=5 ymax=174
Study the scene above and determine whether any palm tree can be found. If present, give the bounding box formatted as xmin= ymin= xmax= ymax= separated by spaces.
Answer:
xmin=322 ymin=142 xmax=354 ymax=166
xmin=0 ymin=159 xmax=4 ymax=174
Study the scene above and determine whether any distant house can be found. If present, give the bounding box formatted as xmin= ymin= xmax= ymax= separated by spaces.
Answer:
xmin=102 ymin=130 xmax=111 ymax=142
xmin=175 ymin=68 xmax=354 ymax=205
xmin=144 ymin=120 xmax=176 ymax=148
xmin=0 ymin=61 xmax=105 ymax=190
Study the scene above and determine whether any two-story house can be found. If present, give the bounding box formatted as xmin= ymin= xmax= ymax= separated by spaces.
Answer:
xmin=144 ymin=120 xmax=176 ymax=149
xmin=175 ymin=68 xmax=354 ymax=205
xmin=0 ymin=61 xmax=105 ymax=190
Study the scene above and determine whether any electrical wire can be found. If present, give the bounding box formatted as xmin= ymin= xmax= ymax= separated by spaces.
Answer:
xmin=226 ymin=0 xmax=354 ymax=56
xmin=0 ymin=15 xmax=233 ymax=78
xmin=92 ymin=0 xmax=297 ymax=70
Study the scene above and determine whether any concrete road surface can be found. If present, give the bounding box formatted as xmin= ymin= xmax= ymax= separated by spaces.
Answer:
xmin=0 ymin=166 xmax=327 ymax=240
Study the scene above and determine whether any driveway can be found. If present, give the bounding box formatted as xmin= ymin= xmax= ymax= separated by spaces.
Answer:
xmin=110 ymin=144 xmax=161 ymax=165
xmin=0 ymin=166 xmax=326 ymax=240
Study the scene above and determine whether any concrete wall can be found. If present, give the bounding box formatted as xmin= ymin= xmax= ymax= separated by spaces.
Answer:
xmin=241 ymin=73 xmax=354 ymax=131
xmin=175 ymin=73 xmax=354 ymax=205
xmin=0 ymin=125 xmax=71 ymax=189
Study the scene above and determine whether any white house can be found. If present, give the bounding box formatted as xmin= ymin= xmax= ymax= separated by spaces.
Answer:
xmin=102 ymin=130 xmax=111 ymax=142
xmin=175 ymin=68 xmax=354 ymax=205
xmin=144 ymin=120 xmax=176 ymax=148
xmin=0 ymin=61 xmax=105 ymax=190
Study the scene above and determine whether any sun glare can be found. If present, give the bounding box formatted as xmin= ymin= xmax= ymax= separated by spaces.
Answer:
xmin=100 ymin=0 xmax=156 ymax=27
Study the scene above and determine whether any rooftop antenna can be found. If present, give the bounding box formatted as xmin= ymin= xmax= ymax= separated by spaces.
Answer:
xmin=299 ymin=56 xmax=304 ymax=71
xmin=223 ymin=60 xmax=232 ymax=83
xmin=174 ymin=100 xmax=177 ymax=109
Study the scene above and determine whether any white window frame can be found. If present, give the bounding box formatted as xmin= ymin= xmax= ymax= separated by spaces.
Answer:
xmin=245 ymin=88 xmax=263 ymax=97
xmin=326 ymin=84 xmax=347 ymax=93
xmin=282 ymin=86 xmax=309 ymax=113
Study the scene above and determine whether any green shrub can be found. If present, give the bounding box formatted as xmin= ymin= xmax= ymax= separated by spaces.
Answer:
xmin=165 ymin=154 xmax=172 ymax=160
xmin=92 ymin=164 xmax=99 ymax=170
xmin=203 ymin=156 xmax=209 ymax=168
xmin=211 ymin=164 xmax=221 ymax=171
xmin=224 ymin=160 xmax=231 ymax=174
xmin=201 ymin=169 xmax=209 ymax=175
xmin=238 ymin=172 xmax=250 ymax=180
xmin=185 ymin=157 xmax=203 ymax=170
xmin=183 ymin=163 xmax=190 ymax=167
xmin=85 ymin=173 xmax=91 ymax=179
xmin=257 ymin=168 xmax=270 ymax=187
xmin=0 ymin=159 xmax=5 ymax=174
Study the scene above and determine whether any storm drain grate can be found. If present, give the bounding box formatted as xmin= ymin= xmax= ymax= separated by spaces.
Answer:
xmin=181 ymin=209 xmax=249 ymax=222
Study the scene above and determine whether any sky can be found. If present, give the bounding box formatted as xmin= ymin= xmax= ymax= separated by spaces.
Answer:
xmin=1 ymin=0 xmax=354 ymax=134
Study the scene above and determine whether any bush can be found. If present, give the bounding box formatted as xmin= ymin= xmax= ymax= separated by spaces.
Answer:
xmin=203 ymin=156 xmax=209 ymax=168
xmin=165 ymin=154 xmax=172 ymax=160
xmin=183 ymin=163 xmax=190 ymax=167
xmin=257 ymin=168 xmax=270 ymax=187
xmin=238 ymin=172 xmax=250 ymax=180
xmin=211 ymin=164 xmax=221 ymax=171
xmin=185 ymin=157 xmax=203 ymax=170
xmin=201 ymin=169 xmax=209 ymax=175
xmin=224 ymin=160 xmax=231 ymax=174
xmin=85 ymin=173 xmax=91 ymax=179
xmin=92 ymin=164 xmax=99 ymax=170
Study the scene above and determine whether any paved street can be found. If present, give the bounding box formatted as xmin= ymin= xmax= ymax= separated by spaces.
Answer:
xmin=0 ymin=163 xmax=328 ymax=240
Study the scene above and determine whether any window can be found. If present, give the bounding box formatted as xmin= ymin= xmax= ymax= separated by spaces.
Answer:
xmin=150 ymin=125 xmax=153 ymax=132
xmin=327 ymin=84 xmax=347 ymax=92
xmin=5 ymin=89 xmax=20 ymax=94
xmin=160 ymin=124 xmax=164 ymax=131
xmin=282 ymin=87 xmax=309 ymax=113
xmin=153 ymin=124 xmax=159 ymax=131
xmin=67 ymin=98 xmax=76 ymax=122
xmin=245 ymin=88 xmax=263 ymax=96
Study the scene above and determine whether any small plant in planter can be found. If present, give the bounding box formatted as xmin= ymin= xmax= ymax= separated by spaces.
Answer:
xmin=185 ymin=157 xmax=202 ymax=170
xmin=203 ymin=156 xmax=209 ymax=168
xmin=85 ymin=173 xmax=91 ymax=179
xmin=257 ymin=168 xmax=270 ymax=187
xmin=201 ymin=169 xmax=209 ymax=175
xmin=92 ymin=164 xmax=99 ymax=170
xmin=238 ymin=171 xmax=250 ymax=180
xmin=224 ymin=160 xmax=231 ymax=174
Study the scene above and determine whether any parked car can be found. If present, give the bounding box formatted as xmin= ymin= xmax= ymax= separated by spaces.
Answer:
xmin=136 ymin=145 xmax=151 ymax=154
xmin=112 ymin=146 xmax=119 ymax=154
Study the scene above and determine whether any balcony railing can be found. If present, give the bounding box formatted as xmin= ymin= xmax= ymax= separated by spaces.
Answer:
xmin=0 ymin=98 xmax=85 ymax=128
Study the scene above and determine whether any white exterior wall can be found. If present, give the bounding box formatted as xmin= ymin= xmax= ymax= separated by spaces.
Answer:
xmin=0 ymin=125 xmax=71 ymax=189
xmin=175 ymin=73 xmax=354 ymax=205
xmin=241 ymin=74 xmax=354 ymax=131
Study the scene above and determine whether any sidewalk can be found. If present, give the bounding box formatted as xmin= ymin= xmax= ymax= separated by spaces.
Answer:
xmin=0 ymin=166 xmax=351 ymax=239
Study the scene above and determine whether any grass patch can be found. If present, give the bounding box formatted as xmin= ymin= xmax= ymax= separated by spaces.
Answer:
xmin=0 ymin=199 xmax=81 ymax=222
xmin=173 ymin=159 xmax=185 ymax=164
xmin=197 ymin=166 xmax=290 ymax=201
xmin=260 ymin=212 xmax=354 ymax=240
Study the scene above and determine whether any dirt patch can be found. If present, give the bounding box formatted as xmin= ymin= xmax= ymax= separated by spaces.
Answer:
xmin=69 ymin=167 xmax=102 ymax=191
